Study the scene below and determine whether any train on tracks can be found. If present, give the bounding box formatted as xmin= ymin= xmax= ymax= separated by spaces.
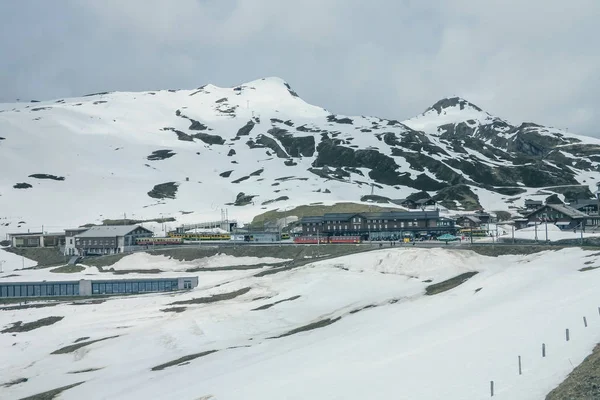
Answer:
xmin=293 ymin=235 xmax=362 ymax=244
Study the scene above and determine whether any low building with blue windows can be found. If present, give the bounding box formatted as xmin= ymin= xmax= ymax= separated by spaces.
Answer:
xmin=0 ymin=277 xmax=199 ymax=299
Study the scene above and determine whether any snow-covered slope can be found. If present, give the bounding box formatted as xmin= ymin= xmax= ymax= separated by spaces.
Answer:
xmin=2 ymin=247 xmax=600 ymax=399
xmin=1 ymin=79 xmax=599 ymax=236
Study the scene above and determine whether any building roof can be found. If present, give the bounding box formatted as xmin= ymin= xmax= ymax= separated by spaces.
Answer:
xmin=525 ymin=199 xmax=543 ymax=205
xmin=569 ymin=199 xmax=598 ymax=209
xmin=76 ymin=225 xmax=151 ymax=238
xmin=459 ymin=215 xmax=481 ymax=224
xmin=415 ymin=198 xmax=435 ymax=204
xmin=300 ymin=216 xmax=325 ymax=224
xmin=300 ymin=210 xmax=441 ymax=224
xmin=526 ymin=204 xmax=588 ymax=219
xmin=8 ymin=232 xmax=64 ymax=237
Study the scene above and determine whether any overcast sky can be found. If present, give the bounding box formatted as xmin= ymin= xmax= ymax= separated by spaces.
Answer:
xmin=1 ymin=0 xmax=599 ymax=136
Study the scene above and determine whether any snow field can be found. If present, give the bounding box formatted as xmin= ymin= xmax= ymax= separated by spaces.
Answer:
xmin=1 ymin=247 xmax=599 ymax=399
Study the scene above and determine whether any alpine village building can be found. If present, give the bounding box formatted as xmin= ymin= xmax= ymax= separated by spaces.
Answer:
xmin=300 ymin=210 xmax=455 ymax=240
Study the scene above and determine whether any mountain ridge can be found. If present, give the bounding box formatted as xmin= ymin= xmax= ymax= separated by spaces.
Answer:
xmin=1 ymin=77 xmax=599 ymax=236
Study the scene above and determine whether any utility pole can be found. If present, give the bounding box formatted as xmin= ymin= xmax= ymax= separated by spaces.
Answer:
xmin=512 ymin=224 xmax=515 ymax=244
xmin=545 ymin=218 xmax=548 ymax=243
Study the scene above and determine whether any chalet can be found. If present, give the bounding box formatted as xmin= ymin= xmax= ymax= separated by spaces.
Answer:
xmin=299 ymin=210 xmax=455 ymax=239
xmin=456 ymin=215 xmax=481 ymax=228
xmin=524 ymin=199 xmax=544 ymax=211
xmin=568 ymin=199 xmax=600 ymax=226
xmin=73 ymin=225 xmax=153 ymax=256
xmin=524 ymin=204 xmax=588 ymax=231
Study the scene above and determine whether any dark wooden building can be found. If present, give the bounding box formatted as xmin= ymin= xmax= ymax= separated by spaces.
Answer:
xmin=299 ymin=210 xmax=455 ymax=239
xmin=524 ymin=204 xmax=588 ymax=230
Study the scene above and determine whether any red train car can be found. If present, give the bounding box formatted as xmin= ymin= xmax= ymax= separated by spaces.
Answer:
xmin=293 ymin=236 xmax=328 ymax=244
xmin=329 ymin=236 xmax=361 ymax=244
xmin=293 ymin=236 xmax=361 ymax=244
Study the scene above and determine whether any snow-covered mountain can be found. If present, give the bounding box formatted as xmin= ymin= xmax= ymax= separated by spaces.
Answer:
xmin=1 ymin=77 xmax=599 ymax=235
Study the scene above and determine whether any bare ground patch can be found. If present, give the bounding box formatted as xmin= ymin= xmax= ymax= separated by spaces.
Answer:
xmin=51 ymin=336 xmax=119 ymax=355
xmin=151 ymin=350 xmax=218 ymax=371
xmin=546 ymin=343 xmax=600 ymax=400
xmin=251 ymin=295 xmax=301 ymax=311
xmin=2 ymin=377 xmax=28 ymax=388
xmin=425 ymin=272 xmax=479 ymax=295
xmin=2 ymin=316 xmax=64 ymax=333
xmin=270 ymin=317 xmax=342 ymax=339
xmin=161 ymin=306 xmax=187 ymax=313
xmin=19 ymin=381 xmax=84 ymax=400
xmin=169 ymin=287 xmax=251 ymax=306
xmin=67 ymin=368 xmax=103 ymax=374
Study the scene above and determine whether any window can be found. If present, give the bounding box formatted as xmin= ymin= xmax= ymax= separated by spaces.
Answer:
xmin=66 ymin=284 xmax=73 ymax=296
xmin=27 ymin=285 xmax=34 ymax=296
xmin=34 ymin=285 xmax=41 ymax=296
xmin=152 ymin=281 xmax=159 ymax=291
xmin=126 ymin=282 xmax=132 ymax=293
xmin=1 ymin=286 xmax=7 ymax=297
xmin=146 ymin=282 xmax=152 ymax=291
xmin=165 ymin=281 xmax=172 ymax=291
xmin=8 ymin=286 xmax=14 ymax=297
xmin=132 ymin=282 xmax=139 ymax=292
xmin=60 ymin=285 xmax=67 ymax=296
xmin=74 ymin=285 xmax=79 ymax=295
xmin=159 ymin=281 xmax=165 ymax=291
xmin=385 ymin=225 xmax=388 ymax=229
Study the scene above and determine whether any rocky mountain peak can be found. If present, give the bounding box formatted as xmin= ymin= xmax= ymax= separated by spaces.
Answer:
xmin=425 ymin=97 xmax=484 ymax=115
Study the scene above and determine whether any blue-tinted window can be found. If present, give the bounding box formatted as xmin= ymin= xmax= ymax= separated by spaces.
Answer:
xmin=119 ymin=282 xmax=126 ymax=293
xmin=60 ymin=285 xmax=67 ymax=296
xmin=125 ymin=282 xmax=132 ymax=293
xmin=14 ymin=286 xmax=20 ymax=297
xmin=47 ymin=285 xmax=53 ymax=296
xmin=98 ymin=283 xmax=105 ymax=293
xmin=165 ymin=281 xmax=171 ymax=291
xmin=34 ymin=285 xmax=41 ymax=296
xmin=151 ymin=281 xmax=158 ymax=292
xmin=66 ymin=284 xmax=73 ymax=296
xmin=28 ymin=285 xmax=34 ymax=296
xmin=41 ymin=285 xmax=47 ymax=296
xmin=132 ymin=282 xmax=139 ymax=292
xmin=146 ymin=282 xmax=152 ymax=291
xmin=74 ymin=285 xmax=79 ymax=295
xmin=54 ymin=285 xmax=60 ymax=296
xmin=8 ymin=286 xmax=14 ymax=297
xmin=113 ymin=283 xmax=119 ymax=293
xmin=92 ymin=284 xmax=100 ymax=295
xmin=106 ymin=284 xmax=113 ymax=294
xmin=158 ymin=281 xmax=165 ymax=291
xmin=1 ymin=286 xmax=6 ymax=297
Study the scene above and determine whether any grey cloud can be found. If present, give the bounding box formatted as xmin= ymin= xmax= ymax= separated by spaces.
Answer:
xmin=0 ymin=0 xmax=598 ymax=136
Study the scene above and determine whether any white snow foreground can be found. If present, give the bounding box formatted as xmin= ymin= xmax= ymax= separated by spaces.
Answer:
xmin=1 ymin=247 xmax=600 ymax=399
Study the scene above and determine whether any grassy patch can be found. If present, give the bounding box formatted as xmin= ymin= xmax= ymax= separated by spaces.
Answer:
xmin=170 ymin=288 xmax=251 ymax=306
xmin=51 ymin=336 xmax=119 ymax=355
xmin=270 ymin=317 xmax=342 ymax=339
xmin=2 ymin=316 xmax=63 ymax=333
xmin=425 ymin=272 xmax=479 ymax=295
xmin=50 ymin=265 xmax=85 ymax=273
xmin=2 ymin=247 xmax=67 ymax=266
xmin=546 ymin=343 xmax=600 ymax=400
xmin=151 ymin=350 xmax=218 ymax=371
xmin=19 ymin=382 xmax=84 ymax=400
xmin=251 ymin=295 xmax=301 ymax=311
